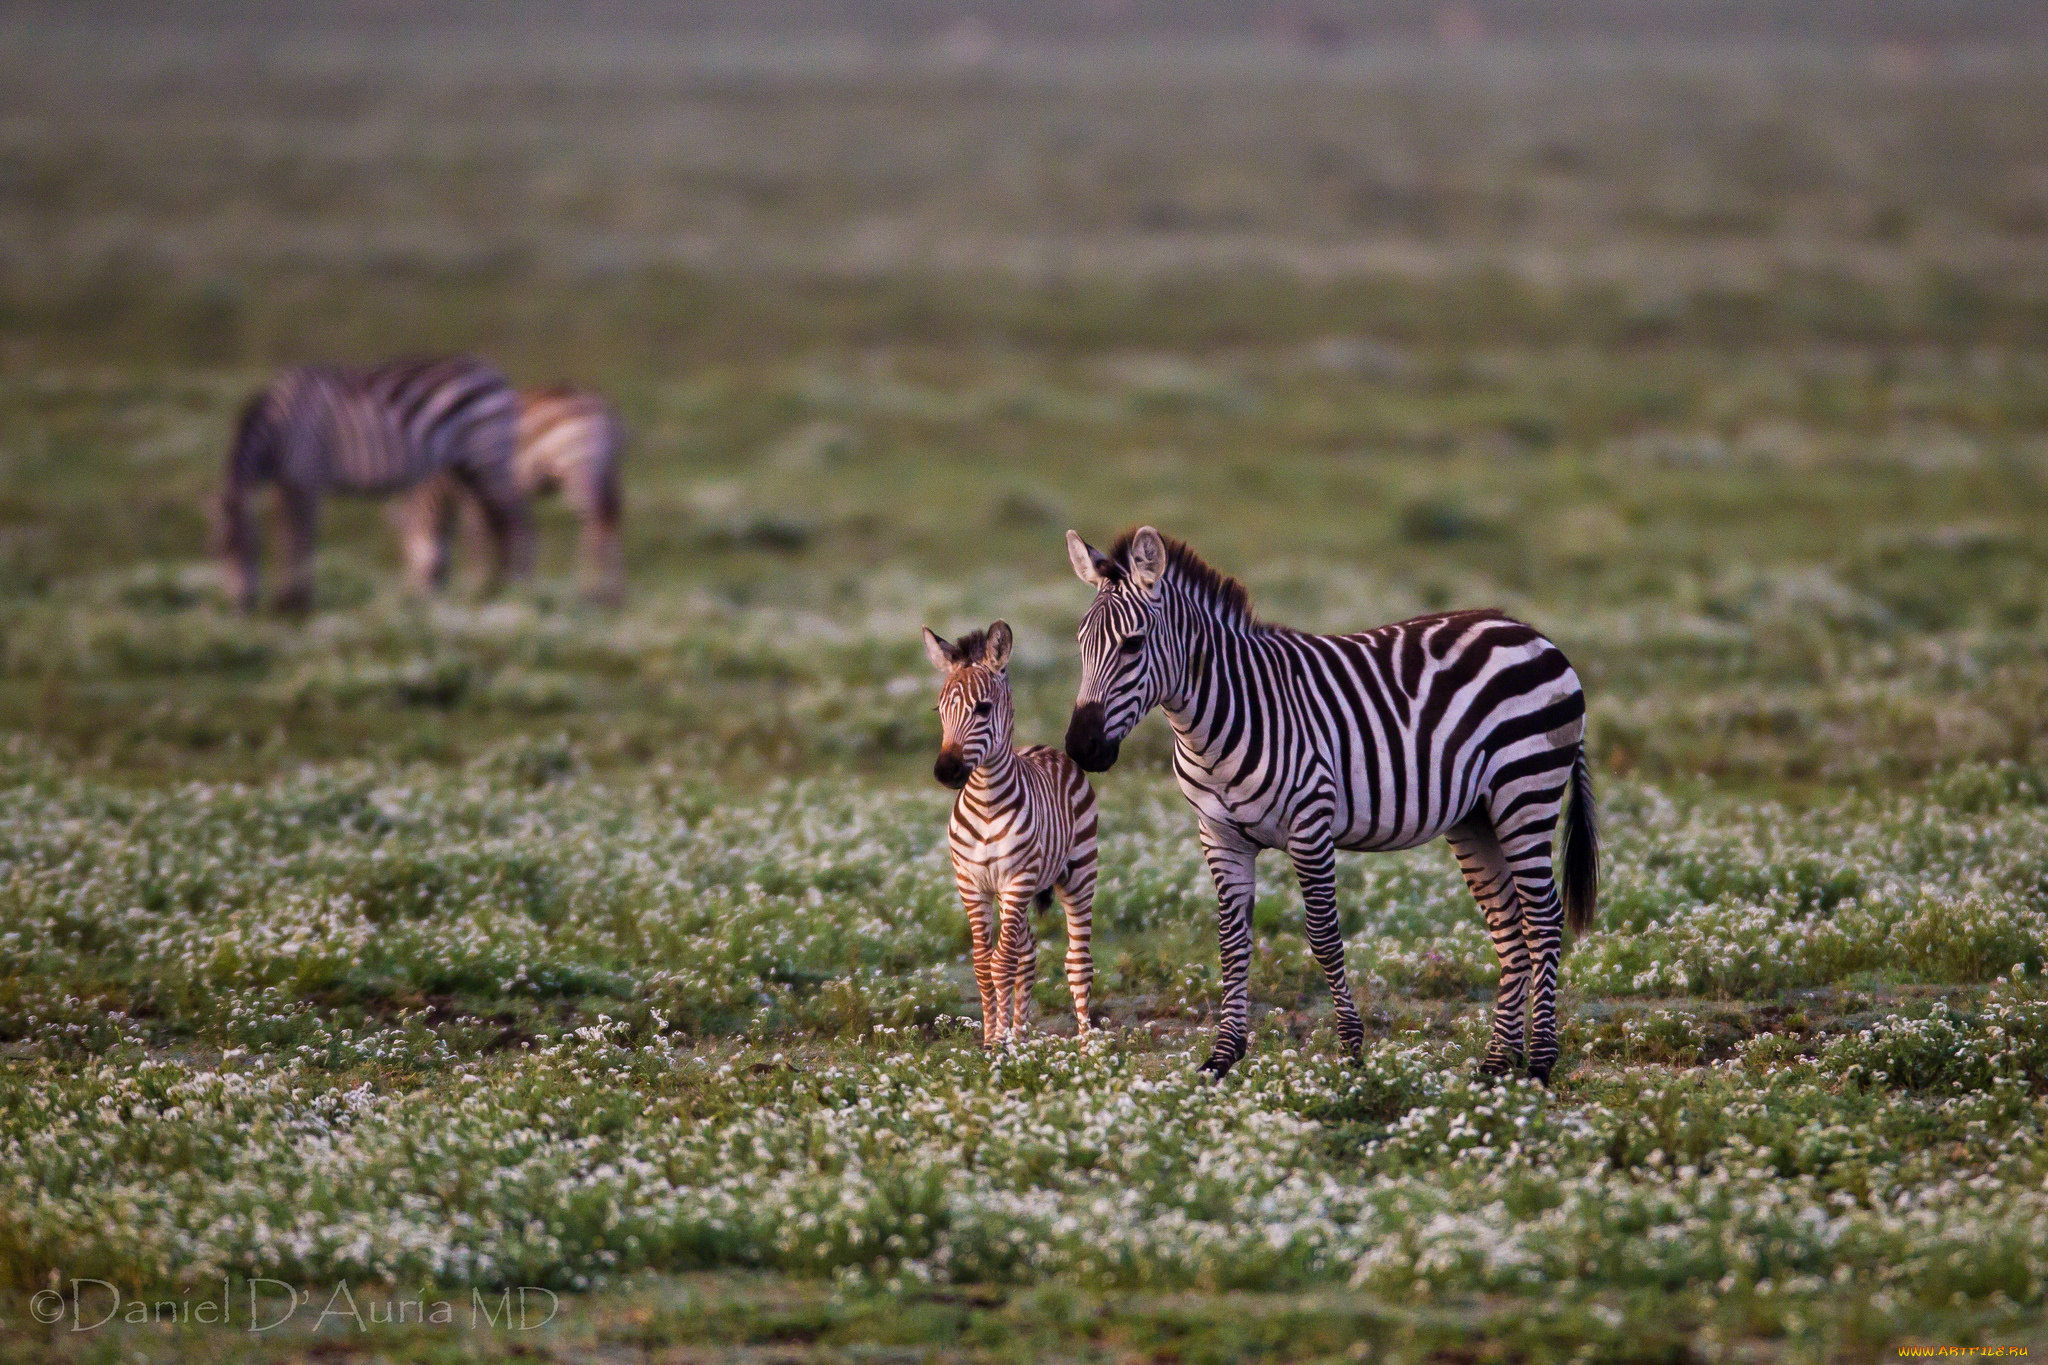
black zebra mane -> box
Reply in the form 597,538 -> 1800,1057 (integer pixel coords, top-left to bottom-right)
1106,529 -> 1253,622
950,628 -> 996,665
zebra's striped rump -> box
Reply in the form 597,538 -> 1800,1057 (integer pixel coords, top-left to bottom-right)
515,389 -> 627,607
925,621 -> 1100,1046
1065,526 -> 1597,1081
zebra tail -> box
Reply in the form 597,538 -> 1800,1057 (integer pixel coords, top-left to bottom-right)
594,411 -> 625,527
1560,743 -> 1599,935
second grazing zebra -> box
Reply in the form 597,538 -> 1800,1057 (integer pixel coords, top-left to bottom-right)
924,621 -> 1098,1043
219,356 -> 533,613
1063,527 -> 1597,1082
393,385 -> 626,605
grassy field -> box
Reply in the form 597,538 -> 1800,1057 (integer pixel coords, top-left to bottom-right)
3,12 -> 2048,1362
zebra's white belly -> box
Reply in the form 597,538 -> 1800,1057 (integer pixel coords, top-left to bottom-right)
1333,813 -> 1460,854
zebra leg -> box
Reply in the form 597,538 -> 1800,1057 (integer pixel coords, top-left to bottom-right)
959,881 -> 1001,1046
996,888 -> 1038,1042
1492,783 -> 1570,1084
580,510 -> 625,607
1445,813 -> 1530,1076
273,481 -> 321,616
1055,862 -> 1096,1035
477,478 -> 536,595
1197,824 -> 1259,1077
449,465 -> 533,597
1285,826 -> 1364,1060
390,476 -> 454,593
578,464 -> 626,607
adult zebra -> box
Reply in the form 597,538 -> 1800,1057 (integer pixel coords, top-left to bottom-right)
391,386 -> 626,607
1063,526 -> 1597,1082
219,356 -> 533,613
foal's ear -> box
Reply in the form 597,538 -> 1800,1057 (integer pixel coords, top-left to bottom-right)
1126,525 -> 1168,594
983,621 -> 1014,671
1066,530 -> 1113,587
922,627 -> 959,672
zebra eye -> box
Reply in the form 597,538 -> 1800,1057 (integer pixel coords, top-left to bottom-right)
972,701 -> 992,717
1119,635 -> 1146,655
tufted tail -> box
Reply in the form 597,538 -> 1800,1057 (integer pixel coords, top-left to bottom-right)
1560,744 -> 1599,935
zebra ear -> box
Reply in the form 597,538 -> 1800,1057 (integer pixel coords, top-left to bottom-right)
1067,530 -> 1112,587
922,627 -> 959,672
983,621 -> 1013,671
1127,526 -> 1167,593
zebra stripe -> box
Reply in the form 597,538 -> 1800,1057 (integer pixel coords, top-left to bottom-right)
514,387 -> 626,604
1063,526 -> 1597,1082
926,621 -> 1098,1044
219,356 -> 532,613
389,385 -> 628,606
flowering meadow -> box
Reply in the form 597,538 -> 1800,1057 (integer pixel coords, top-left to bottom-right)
3,734 -> 2047,1360
7,11 -> 2048,1361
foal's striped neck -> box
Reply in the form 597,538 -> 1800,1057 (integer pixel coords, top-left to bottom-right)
966,730 -> 1024,795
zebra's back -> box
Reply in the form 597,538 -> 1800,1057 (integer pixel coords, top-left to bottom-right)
357,356 -> 518,493
243,356 -> 516,497
1183,609 -> 1583,855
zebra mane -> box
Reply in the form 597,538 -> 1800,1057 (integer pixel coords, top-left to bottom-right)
951,629 -> 996,665
1106,530 -> 1253,623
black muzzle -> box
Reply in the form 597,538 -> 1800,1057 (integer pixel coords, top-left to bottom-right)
933,751 -> 971,789
1064,703 -> 1122,772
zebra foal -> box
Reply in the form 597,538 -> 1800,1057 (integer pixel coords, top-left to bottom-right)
924,621 -> 1098,1044
219,356 -> 533,613
1063,527 -> 1597,1082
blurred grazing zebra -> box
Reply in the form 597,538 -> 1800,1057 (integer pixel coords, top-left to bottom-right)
219,356 -> 532,613
1063,527 -> 1597,1082
392,385 -> 626,606
924,620 -> 1099,1043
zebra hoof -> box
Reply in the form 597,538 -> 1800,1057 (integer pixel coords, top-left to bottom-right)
1527,1064 -> 1553,1087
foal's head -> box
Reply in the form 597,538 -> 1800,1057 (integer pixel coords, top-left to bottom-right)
922,621 -> 1016,790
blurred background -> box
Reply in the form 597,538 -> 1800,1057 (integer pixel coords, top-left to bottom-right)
0,0 -> 2043,789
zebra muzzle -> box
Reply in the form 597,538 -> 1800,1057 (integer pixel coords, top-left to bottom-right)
1064,704 -> 1121,772
933,750 -> 971,789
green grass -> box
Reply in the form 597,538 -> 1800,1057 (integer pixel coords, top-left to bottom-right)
3,15 -> 2048,1363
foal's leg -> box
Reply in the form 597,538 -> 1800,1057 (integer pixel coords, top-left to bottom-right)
957,876 -> 1001,1046
995,886 -> 1039,1041
1445,813 -> 1529,1076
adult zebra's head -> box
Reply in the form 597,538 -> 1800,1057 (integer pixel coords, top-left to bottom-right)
923,621 -> 1016,790
1063,525 -> 1178,773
